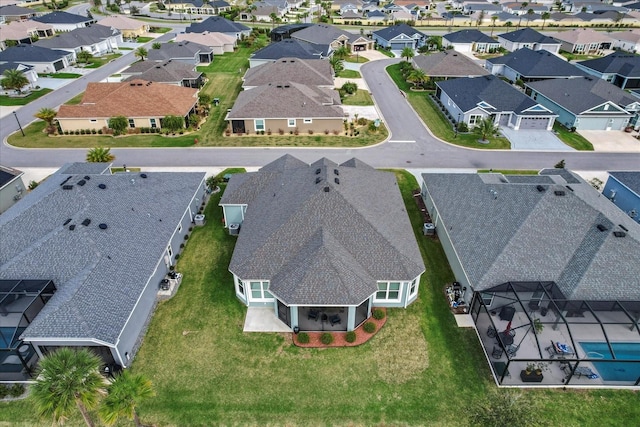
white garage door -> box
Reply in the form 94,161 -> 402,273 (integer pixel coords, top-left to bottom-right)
520,117 -> 549,130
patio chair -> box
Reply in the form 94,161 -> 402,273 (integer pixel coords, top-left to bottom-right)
487,325 -> 497,338
308,309 -> 319,321
506,344 -> 519,358
492,346 -> 503,359
329,314 -> 341,326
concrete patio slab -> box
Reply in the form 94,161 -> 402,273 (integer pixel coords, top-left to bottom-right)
244,307 -> 291,332
334,77 -> 369,91
455,314 -> 475,328
578,130 -> 640,153
342,105 -> 378,121
501,128 -> 574,151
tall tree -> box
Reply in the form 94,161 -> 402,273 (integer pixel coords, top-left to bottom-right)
35,107 -> 57,134
1,69 -> 29,93
108,116 -> 128,135
408,68 -> 427,89
541,11 -> 550,29
526,9 -> 534,26
401,47 -> 414,62
86,147 -> 115,162
99,370 -> 155,427
329,56 -> 344,76
333,46 -> 350,59
134,47 -> 148,61
30,348 -> 105,427
490,15 -> 498,36
77,50 -> 93,64
517,2 -> 528,29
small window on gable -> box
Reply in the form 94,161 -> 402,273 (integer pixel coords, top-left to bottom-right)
604,104 -> 609,111
303,118 -> 312,124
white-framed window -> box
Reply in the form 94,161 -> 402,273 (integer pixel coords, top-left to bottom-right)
150,118 -> 157,128
303,118 -> 312,124
469,114 -> 483,126
237,279 -> 245,296
375,281 -> 402,302
481,292 -> 494,307
254,119 -> 265,132
128,118 -> 135,128
603,104 -> 609,111
288,119 -> 296,127
408,278 -> 418,299
249,281 -> 273,301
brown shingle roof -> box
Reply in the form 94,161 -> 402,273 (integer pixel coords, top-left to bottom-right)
57,80 -> 197,119
243,57 -> 333,88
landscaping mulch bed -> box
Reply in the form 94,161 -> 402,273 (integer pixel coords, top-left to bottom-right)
293,308 -> 387,348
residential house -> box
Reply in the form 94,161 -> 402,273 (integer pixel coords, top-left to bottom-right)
0,44 -> 74,72
497,28 -> 562,53
412,50 -> 489,79
0,61 -> 37,90
147,41 -> 213,64
608,29 -> 640,53
34,25 -> 122,57
339,2 -> 361,15
420,169 -> 640,387
269,23 -> 313,42
291,24 -> 374,53
485,48 -> 586,83
249,38 -> 329,68
463,3 -> 503,15
570,11 -> 636,25
175,31 -> 236,54
166,0 -> 215,14
95,15 -> 150,39
220,155 -> 425,332
372,23 -> 427,51
242,57 -> 333,90
548,29 -> 615,54
570,1 -> 629,13
365,9 -> 387,22
603,171 -> 640,224
32,11 -> 95,32
0,162 -> 206,381
121,60 -> 204,88
331,0 -> 364,11
0,5 -> 37,22
436,75 -> 556,130
442,29 -> 500,53
209,0 -> 231,13
239,0 -> 288,22
502,2 -> 550,14
226,82 -> 345,134
576,52 -> 640,90
527,76 -> 640,130
185,16 -> 251,39
56,80 -> 198,132
0,19 -> 53,48
0,165 -> 25,214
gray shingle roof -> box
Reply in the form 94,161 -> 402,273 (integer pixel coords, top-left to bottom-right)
608,171 -> 640,196
443,29 -> 497,44
498,28 -> 560,45
243,57 -> 333,88
0,165 -> 205,344
250,38 -> 329,60
222,156 -> 425,305
0,61 -> 33,74
0,44 -> 69,63
34,25 -> 120,50
33,11 -> 94,24
122,60 -> 201,83
527,76 -> 638,115
227,82 -> 344,119
185,16 -> 250,34
0,5 -> 36,16
412,51 -> 489,78
147,41 -> 212,62
421,171 -> 640,300
577,52 -> 640,78
291,24 -> 367,46
373,23 -> 425,41
487,48 -> 586,79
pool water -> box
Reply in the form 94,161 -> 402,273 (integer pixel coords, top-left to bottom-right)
580,342 -> 640,382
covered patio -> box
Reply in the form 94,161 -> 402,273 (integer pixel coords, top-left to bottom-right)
471,281 -> 640,387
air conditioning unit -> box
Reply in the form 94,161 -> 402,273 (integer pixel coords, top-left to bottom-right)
229,223 -> 240,236
13,194 -> 22,201
194,214 -> 206,226
423,223 -> 435,236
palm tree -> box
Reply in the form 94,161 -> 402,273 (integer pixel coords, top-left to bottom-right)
473,117 -> 500,142
30,348 -> 105,427
152,42 -> 161,49
134,47 -> 148,61
490,15 -> 498,36
86,147 -> 115,163
329,56 -> 344,76
99,370 -> 155,427
408,68 -> 427,89
334,46 -> 349,59
526,8 -> 534,27
541,11 -> 550,29
517,2 -> 528,29
1,69 -> 30,93
401,46 -> 414,62
35,107 -> 57,134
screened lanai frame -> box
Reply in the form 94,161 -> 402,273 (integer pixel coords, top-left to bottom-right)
470,281 -> 640,387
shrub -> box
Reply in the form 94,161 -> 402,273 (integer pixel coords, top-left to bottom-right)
320,332 -> 334,345
28,180 -> 39,190
357,117 -> 368,126
457,122 -> 469,133
97,129 -> 103,134
345,331 -> 357,343
184,234 -> 189,240
63,131 -> 69,135
175,254 -> 180,260
189,226 -> 194,231
341,81 -> 358,94
363,321 -> 376,333
91,129 -> 97,134
0,385 -> 7,399
372,308 -> 385,320
297,332 -> 310,344
308,129 -> 313,134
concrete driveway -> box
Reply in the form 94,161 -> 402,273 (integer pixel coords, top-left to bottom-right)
501,128 -> 574,151
578,130 -> 640,153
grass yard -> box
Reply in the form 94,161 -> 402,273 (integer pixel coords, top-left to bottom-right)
341,89 -> 374,106
136,36 -> 155,43
0,89 -> 52,106
345,54 -> 369,63
376,47 -> 396,58
387,64 -> 510,149
81,53 -> 122,69
553,122 -> 594,151
149,27 -> 172,33
337,69 -> 361,78
37,73 -> 82,79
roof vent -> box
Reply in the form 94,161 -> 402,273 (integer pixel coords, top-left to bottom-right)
334,169 -> 339,176
536,185 -> 546,192
324,186 -> 330,192
63,218 -> 72,226
315,177 -> 322,184
140,173 -> 148,178
77,179 -> 86,186
596,224 -> 608,232
619,224 -> 629,232
613,231 -> 626,238
99,223 -> 108,230
60,176 -> 72,186
334,177 -> 340,184
315,168 -> 321,175
98,183 -> 107,189
566,185 -> 574,192
69,224 -> 76,231
62,184 -> 73,190
554,190 -> 565,196
84,176 -> 90,180
81,218 -> 91,227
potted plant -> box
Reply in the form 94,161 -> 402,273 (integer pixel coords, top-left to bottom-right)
533,318 -> 544,335
525,363 -> 536,375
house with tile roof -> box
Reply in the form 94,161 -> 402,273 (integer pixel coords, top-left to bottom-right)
497,28 -> 562,53
95,15 -> 150,39
220,155 -> 425,332
147,40 -> 213,64
436,75 -> 556,130
442,29 -> 500,53
548,28 -> 615,54
226,82 -> 345,134
603,171 -> 640,224
575,52 -> 640,90
527,76 -> 639,130
185,16 -> 251,39
249,38 -> 329,68
420,169 -> 640,387
33,11 -> 95,32
412,50 -> 489,79
0,162 -> 206,381
121,60 -> 204,88
372,23 -> 427,51
56,80 -> 199,132
0,44 -> 74,73
242,57 -> 333,90
0,4 -> 37,22
0,19 -> 54,48
175,31 -> 236,54
0,165 -> 25,214
291,24 -> 374,53
485,48 -> 586,83
34,25 -> 122,56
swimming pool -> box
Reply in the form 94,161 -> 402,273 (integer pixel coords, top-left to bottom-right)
580,342 -> 640,382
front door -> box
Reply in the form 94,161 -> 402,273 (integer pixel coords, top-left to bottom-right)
277,299 -> 290,327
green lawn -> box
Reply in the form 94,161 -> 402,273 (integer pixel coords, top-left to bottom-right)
376,47 -> 396,58
0,89 -> 52,106
553,122 -> 594,151
337,69 -> 361,78
80,53 -> 122,69
341,89 -> 374,106
345,54 -> 369,63
149,27 -> 172,33
386,64 -> 510,149
37,73 -> 82,79
136,36 -> 155,43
